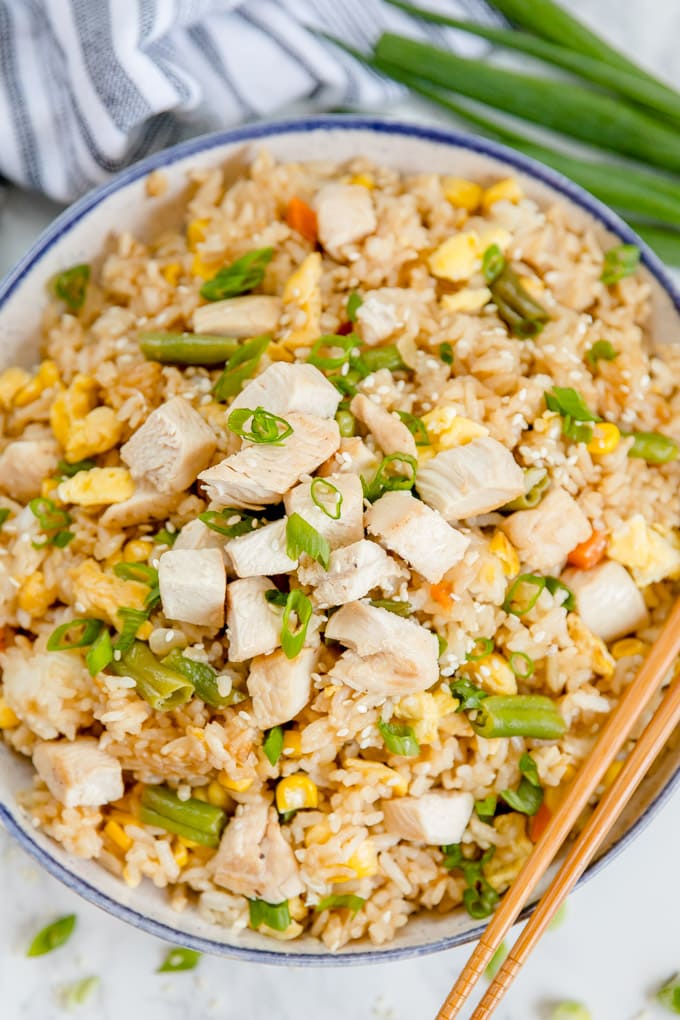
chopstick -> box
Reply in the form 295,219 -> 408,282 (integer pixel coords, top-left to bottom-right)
472,665 -> 680,1018
436,595 -> 680,1020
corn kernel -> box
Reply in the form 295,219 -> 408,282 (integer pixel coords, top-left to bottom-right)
611,637 -> 647,660
191,253 -> 220,279
192,787 -> 208,802
18,572 -> 55,617
258,920 -> 304,941
276,774 -> 319,813
104,819 -> 132,853
0,367 -> 31,409
442,177 -> 483,212
489,530 -> 520,578
122,865 -> 140,888
177,834 -> 201,849
108,810 -> 138,827
602,759 -> 623,789
482,177 -> 524,213
58,466 -> 134,506
14,361 -> 59,407
587,422 -> 621,456
282,730 -> 303,758
441,287 -> 492,314
124,539 -> 153,562
467,652 -> 517,696
206,781 -> 230,808
161,262 -> 182,286
288,896 -> 308,922
173,840 -> 189,869
346,840 -> 378,879
349,172 -> 375,189
137,621 -> 153,641
218,774 -> 253,793
187,218 -> 210,251
0,698 -> 20,729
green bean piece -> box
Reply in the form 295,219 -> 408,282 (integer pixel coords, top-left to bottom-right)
490,264 -> 550,338
359,344 -> 407,374
109,641 -> 194,711
162,649 -> 244,709
138,331 -> 239,365
200,247 -> 273,302
140,785 -> 226,847
470,695 -> 566,740
503,467 -> 550,511
628,430 -> 679,464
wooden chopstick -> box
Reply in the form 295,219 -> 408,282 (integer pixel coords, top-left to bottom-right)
471,665 -> 680,1018
436,595 -> 680,1020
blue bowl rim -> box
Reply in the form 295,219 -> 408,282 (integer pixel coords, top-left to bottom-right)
1,114 -> 678,966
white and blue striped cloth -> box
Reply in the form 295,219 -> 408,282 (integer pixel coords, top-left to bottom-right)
0,0 -> 494,202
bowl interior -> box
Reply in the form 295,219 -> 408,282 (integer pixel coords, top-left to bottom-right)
1,117 -> 678,963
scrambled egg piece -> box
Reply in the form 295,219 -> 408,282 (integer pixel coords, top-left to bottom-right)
442,177 -> 483,212
481,177 -> 524,213
0,367 -> 31,409
466,653 -> 517,696
608,514 -> 680,587
441,287 -> 492,314
395,692 -> 441,744
50,375 -> 122,462
69,559 -> 149,625
422,408 -> 489,453
17,571 -> 56,618
281,252 -> 322,349
489,530 -> 520,578
58,467 -> 134,506
13,361 -> 60,407
484,814 -> 533,892
567,613 -> 615,677
428,228 -> 511,283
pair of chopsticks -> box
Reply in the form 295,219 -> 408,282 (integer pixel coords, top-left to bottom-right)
437,595 -> 680,1020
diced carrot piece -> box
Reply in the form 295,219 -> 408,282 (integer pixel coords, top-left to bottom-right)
567,529 -> 608,570
430,581 -> 453,610
336,321 -> 353,335
529,801 -> 552,843
286,196 -> 318,244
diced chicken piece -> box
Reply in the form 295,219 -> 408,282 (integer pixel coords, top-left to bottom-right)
0,438 -> 60,502
318,437 -> 379,478
500,487 -> 591,572
99,484 -> 180,529
199,412 -> 340,509
326,601 -> 439,695
351,393 -> 417,458
158,548 -> 226,630
315,183 -> 376,254
227,519 -> 297,578
229,362 -> 340,419
121,396 -> 216,494
193,295 -> 282,338
227,576 -> 282,661
416,437 -> 525,520
213,802 -> 303,902
354,287 -> 419,347
299,540 -> 405,608
562,561 -> 649,643
173,518 -> 227,555
366,490 -> 470,583
247,646 -> 317,729
284,473 -> 364,549
382,792 -> 474,845
33,739 -> 123,808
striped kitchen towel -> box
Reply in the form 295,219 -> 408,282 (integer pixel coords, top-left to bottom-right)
0,0 -> 495,203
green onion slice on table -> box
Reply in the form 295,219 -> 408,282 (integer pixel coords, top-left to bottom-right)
27,914 -> 77,957
140,785 -> 227,847
158,948 -> 202,973
657,972 -> 680,1014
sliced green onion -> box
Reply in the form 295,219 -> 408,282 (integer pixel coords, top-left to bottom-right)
474,794 -> 498,823
28,497 -> 72,533
153,526 -> 179,547
449,677 -> 489,712
158,948 -> 202,973
358,344 -> 406,374
307,333 -> 358,371
162,650 -> 243,709
213,334 -> 270,401
57,458 -> 96,478
549,1003 -> 592,1020
228,406 -> 293,445
544,387 -> 600,446
329,371 -> 360,398
502,467 -> 550,511
27,914 -> 77,957
286,512 -> 330,569
144,585 -> 161,611
200,247 -> 273,302
139,331 -> 239,365
509,651 -> 535,680
53,264 -> 90,312
585,339 -> 618,368
657,973 -> 680,1015
377,719 -> 420,757
628,430 -> 679,464
113,561 -> 158,586
199,507 -> 260,538
470,695 -> 567,741
113,607 -> 150,653
346,291 -> 363,322
310,478 -> 343,520
482,244 -> 506,284
248,898 -> 291,932
264,589 -> 288,608
50,529 -> 76,549
335,406 -> 356,437
437,634 -> 448,657
47,618 -> 103,652
362,452 -> 418,502
369,598 -> 411,617
439,342 -> 454,365
140,785 -> 226,848
110,641 -> 194,712
397,411 -> 430,446
281,590 -> 313,660
485,941 -> 508,981
0,508 -> 10,528
466,637 -> 494,662
545,577 -> 576,611
519,752 -> 541,786
61,976 -> 100,1007
263,725 -> 284,766
601,244 -> 640,285
501,777 -> 544,816
315,894 -> 365,916
442,844 -> 499,919
86,629 -> 113,676
502,574 -> 546,616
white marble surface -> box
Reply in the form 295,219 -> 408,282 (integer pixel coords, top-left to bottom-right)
1,1 -> 680,1017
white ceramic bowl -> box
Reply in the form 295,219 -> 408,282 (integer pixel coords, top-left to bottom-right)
1,116 -> 678,964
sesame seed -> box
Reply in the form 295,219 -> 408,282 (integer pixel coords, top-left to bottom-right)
113,650 -> 122,661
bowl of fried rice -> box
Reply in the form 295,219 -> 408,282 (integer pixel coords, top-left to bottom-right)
0,116 -> 678,963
